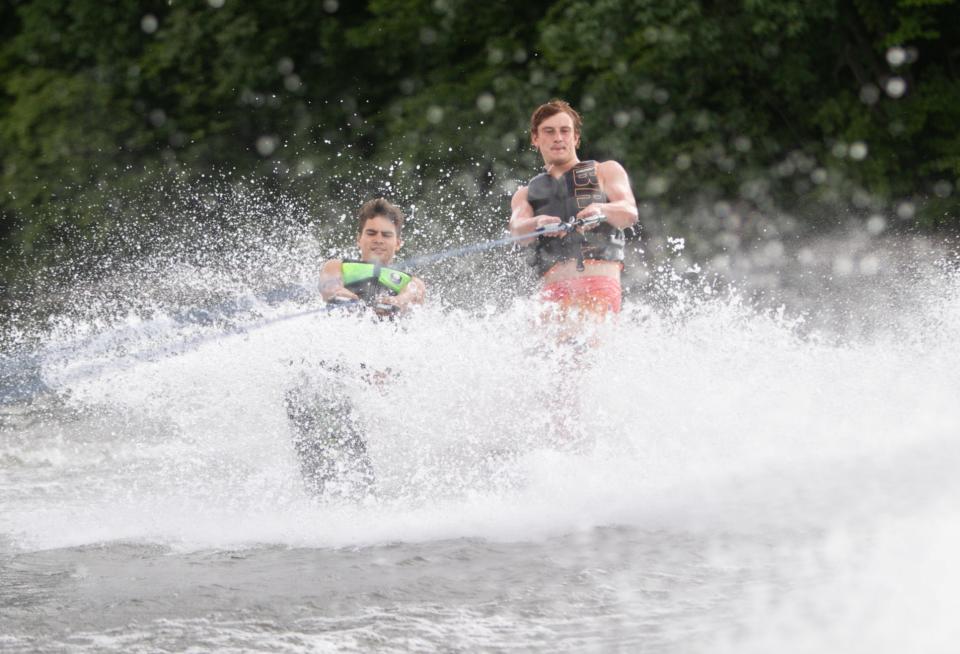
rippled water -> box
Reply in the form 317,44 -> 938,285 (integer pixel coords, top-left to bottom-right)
2,233 -> 960,652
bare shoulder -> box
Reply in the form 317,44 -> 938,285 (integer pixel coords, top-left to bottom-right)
510,184 -> 534,222
597,160 -> 629,179
320,258 -> 343,275
511,184 -> 529,207
597,160 -> 633,194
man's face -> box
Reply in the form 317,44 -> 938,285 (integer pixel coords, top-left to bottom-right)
357,214 -> 401,264
531,111 -> 579,167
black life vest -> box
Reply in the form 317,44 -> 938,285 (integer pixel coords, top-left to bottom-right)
526,160 -> 625,275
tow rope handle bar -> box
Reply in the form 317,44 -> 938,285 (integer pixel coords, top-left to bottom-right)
537,213 -> 609,271
535,213 -> 608,236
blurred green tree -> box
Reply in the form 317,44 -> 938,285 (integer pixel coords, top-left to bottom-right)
2,0 -> 958,305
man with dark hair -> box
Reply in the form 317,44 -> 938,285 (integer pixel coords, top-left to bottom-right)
287,198 -> 424,500
510,99 -> 638,319
319,197 -> 424,315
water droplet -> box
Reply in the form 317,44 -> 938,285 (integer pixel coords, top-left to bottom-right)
420,27 -> 438,45
693,111 -> 712,131
849,141 -> 868,161
773,159 -> 796,178
933,180 -> 953,198
635,83 -> 654,101
885,77 -> 907,98
852,189 -> 872,208
476,93 -> 495,113
896,201 -> 915,220
866,214 -> 886,235
763,240 -> 784,260
323,0 -> 339,12
141,14 -> 158,34
613,111 -> 630,128
207,0 -> 225,8
426,106 -> 444,124
832,255 -> 854,277
859,84 -> 880,105
296,159 -> 315,176
886,46 -> 906,66
256,135 -> 278,157
645,176 -> 669,196
277,58 -> 295,76
859,254 -> 880,275
793,152 -> 816,173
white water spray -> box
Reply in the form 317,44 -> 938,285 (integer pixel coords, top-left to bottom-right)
2,209 -> 959,652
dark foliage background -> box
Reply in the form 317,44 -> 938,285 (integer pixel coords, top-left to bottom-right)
2,0 -> 958,306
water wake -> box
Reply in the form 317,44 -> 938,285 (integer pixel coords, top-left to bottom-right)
1,252 -> 957,548
2,224 -> 960,652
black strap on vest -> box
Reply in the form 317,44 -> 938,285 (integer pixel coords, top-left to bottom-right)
526,161 -> 625,275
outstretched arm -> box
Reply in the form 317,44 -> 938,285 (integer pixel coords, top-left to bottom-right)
318,259 -> 359,302
576,160 -> 638,231
378,275 -> 425,314
510,185 -> 564,243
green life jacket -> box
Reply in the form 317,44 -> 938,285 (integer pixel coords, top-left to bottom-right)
340,260 -> 412,305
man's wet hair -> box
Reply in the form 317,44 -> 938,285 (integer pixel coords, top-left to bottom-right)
357,198 -> 405,234
530,99 -> 583,141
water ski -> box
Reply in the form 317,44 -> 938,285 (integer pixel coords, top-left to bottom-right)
284,375 -> 375,500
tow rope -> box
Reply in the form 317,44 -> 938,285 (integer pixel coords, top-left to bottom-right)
395,214 -> 607,270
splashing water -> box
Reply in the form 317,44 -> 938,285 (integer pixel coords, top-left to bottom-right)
1,200 -> 959,652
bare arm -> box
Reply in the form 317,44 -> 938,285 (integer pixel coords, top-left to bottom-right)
378,275 -> 425,314
318,259 -> 359,302
576,160 -> 639,231
509,185 -> 564,244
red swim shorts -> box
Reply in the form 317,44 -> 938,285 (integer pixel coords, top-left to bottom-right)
540,275 -> 622,316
